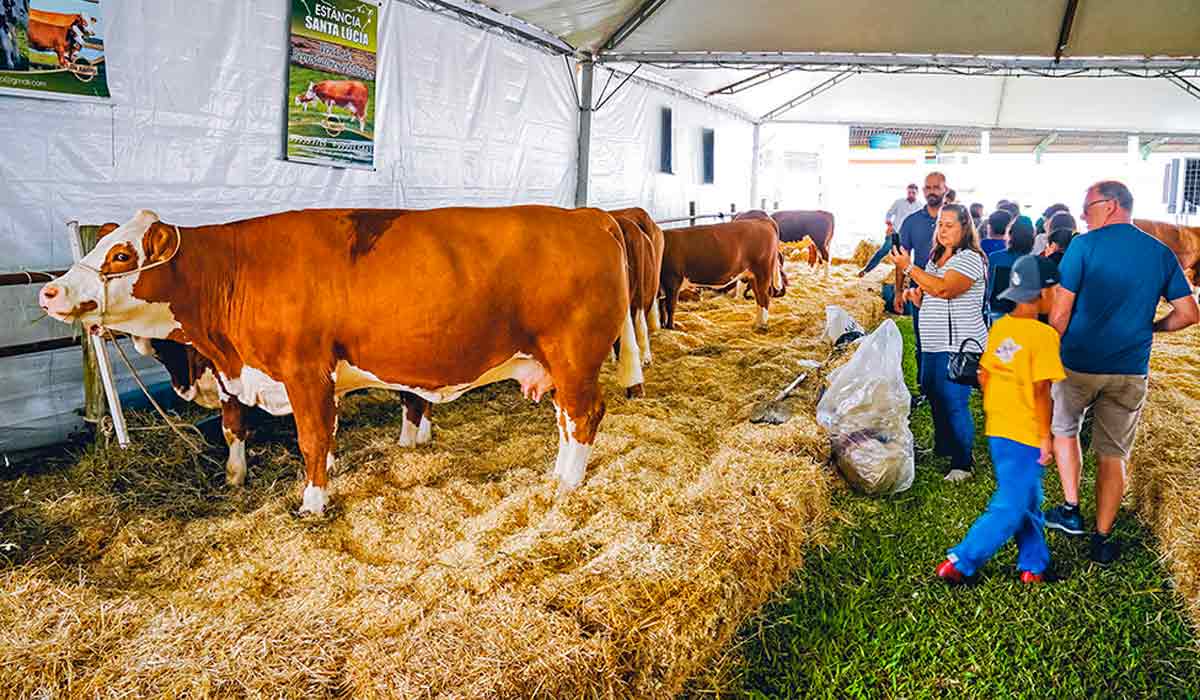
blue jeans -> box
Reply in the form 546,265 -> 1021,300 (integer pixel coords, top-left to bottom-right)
948,438 -> 1050,577
861,235 -> 893,274
919,352 -> 974,470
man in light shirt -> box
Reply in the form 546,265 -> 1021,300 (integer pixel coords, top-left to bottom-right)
859,183 -> 924,276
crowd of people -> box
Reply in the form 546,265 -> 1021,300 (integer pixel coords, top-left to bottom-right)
866,173 -> 1199,583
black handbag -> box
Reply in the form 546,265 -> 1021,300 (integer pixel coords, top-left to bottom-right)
945,299 -> 983,388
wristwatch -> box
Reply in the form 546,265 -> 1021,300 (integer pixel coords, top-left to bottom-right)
903,263 -> 914,275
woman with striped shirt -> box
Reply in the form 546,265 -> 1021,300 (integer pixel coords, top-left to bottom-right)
891,204 -> 989,482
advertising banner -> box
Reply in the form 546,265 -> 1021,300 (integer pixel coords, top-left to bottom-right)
0,0 -> 110,101
286,0 -> 378,169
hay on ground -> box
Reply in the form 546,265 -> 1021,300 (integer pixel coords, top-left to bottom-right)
851,240 -> 880,269
1128,320 -> 1200,636
0,265 -> 882,698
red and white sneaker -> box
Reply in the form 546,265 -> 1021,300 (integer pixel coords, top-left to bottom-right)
1019,571 -> 1044,584
935,559 -> 965,584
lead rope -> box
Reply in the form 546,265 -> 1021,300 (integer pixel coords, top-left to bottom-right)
106,330 -> 224,469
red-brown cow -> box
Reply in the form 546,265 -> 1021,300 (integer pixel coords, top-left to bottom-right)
659,219 -> 783,331
28,9 -> 92,68
1134,218 -> 1200,288
612,216 -> 656,395
137,337 -> 431,486
608,206 -> 665,332
296,80 -> 369,131
772,210 -> 835,277
40,206 -> 643,516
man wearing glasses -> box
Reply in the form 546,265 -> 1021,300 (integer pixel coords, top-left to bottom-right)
892,173 -> 948,394
1044,181 -> 1199,563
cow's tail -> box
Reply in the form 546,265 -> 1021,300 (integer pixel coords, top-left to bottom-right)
770,250 -> 789,298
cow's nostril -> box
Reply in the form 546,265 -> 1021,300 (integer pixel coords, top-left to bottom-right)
41,285 -> 59,300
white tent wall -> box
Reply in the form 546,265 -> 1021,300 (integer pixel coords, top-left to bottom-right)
587,68 -> 755,219
0,0 -> 580,455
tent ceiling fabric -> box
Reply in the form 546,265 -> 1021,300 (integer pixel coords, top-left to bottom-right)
481,0 -> 1200,58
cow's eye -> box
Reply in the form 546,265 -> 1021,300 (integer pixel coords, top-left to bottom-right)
114,252 -> 131,263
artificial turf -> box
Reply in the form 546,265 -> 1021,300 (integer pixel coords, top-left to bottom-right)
687,316 -> 1200,699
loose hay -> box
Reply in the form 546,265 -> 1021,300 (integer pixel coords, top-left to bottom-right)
850,240 -> 879,269
0,265 -> 883,698
1129,319 -> 1200,638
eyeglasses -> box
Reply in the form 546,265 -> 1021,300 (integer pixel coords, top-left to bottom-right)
1082,198 -> 1112,212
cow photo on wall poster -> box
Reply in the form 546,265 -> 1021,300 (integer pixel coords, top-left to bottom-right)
0,0 -> 109,100
286,0 -> 378,169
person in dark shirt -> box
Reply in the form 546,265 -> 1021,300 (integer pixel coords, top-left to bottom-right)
986,216 -> 1034,325
970,202 -> 985,235
1044,180 -> 1199,563
981,210 -> 1010,257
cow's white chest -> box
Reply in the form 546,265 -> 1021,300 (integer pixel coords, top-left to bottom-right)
333,353 -> 547,404
220,366 -> 293,416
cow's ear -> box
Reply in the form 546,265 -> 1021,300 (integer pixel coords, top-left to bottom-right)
142,222 -> 180,264
97,222 -> 120,238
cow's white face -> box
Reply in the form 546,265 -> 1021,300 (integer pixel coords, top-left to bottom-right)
295,82 -> 316,107
39,209 -> 182,339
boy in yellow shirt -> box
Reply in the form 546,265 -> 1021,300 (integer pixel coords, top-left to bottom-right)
937,255 -> 1065,584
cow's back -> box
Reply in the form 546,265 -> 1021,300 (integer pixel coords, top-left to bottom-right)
1135,218 -> 1200,280
662,219 -> 778,285
772,210 -> 834,245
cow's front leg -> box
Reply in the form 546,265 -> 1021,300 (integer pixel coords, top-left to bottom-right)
286,375 -> 337,516
221,396 -> 251,486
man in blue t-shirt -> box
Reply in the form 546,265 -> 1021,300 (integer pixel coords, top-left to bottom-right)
893,171 -> 947,392
1044,180 -> 1199,563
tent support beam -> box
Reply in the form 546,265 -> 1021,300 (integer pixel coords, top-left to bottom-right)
1054,0 -> 1080,63
759,71 -> 853,122
599,0 -> 672,52
750,123 -> 761,209
575,58 -> 595,207
707,66 -> 794,96
1166,73 -> 1200,102
399,0 -> 575,56
1140,137 -> 1169,160
597,52 -> 1200,78
1034,132 -> 1059,163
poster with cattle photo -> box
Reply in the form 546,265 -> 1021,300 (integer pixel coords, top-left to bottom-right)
0,0 -> 109,100
286,0 -> 378,170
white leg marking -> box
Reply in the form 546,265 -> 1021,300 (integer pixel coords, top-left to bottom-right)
553,409 -> 593,494
398,405 -> 418,448
615,312 -> 644,389
416,414 -> 432,444
648,301 -> 661,331
755,306 -> 769,330
734,279 -> 746,299
635,308 -> 652,367
299,480 -> 329,516
224,428 -> 247,487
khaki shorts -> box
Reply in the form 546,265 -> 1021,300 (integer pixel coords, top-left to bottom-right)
1052,370 -> 1149,460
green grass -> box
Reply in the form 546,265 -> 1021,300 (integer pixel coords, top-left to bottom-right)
688,317 -> 1200,699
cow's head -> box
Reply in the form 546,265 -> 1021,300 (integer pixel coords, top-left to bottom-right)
39,210 -> 184,339
295,82 -> 316,106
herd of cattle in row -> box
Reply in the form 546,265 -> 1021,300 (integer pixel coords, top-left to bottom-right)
37,205 -> 835,515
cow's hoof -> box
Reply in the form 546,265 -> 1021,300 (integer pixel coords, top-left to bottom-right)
753,323 -> 769,333
298,483 -> 328,517
626,384 -> 645,399
641,353 -> 653,367
224,468 -> 246,488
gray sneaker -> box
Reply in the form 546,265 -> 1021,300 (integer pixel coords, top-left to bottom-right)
1044,505 -> 1085,536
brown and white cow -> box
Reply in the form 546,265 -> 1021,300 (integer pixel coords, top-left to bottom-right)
296,80 -> 369,131
40,206 -> 642,515
28,9 -> 91,68
608,206 -> 665,333
1134,218 -> 1200,288
659,219 -> 783,331
137,337 -> 432,486
772,210 -> 835,278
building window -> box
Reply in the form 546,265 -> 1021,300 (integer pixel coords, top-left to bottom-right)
659,107 -> 673,174
702,128 -> 715,184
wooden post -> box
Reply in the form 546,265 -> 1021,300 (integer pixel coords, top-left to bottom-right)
77,224 -> 105,424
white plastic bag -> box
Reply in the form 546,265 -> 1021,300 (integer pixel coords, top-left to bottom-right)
824,305 -> 866,345
816,319 -> 914,495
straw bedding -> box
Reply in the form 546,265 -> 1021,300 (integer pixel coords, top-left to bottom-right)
0,265 -> 883,698
1128,318 -> 1200,636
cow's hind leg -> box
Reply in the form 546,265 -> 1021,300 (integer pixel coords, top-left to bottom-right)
286,375 -> 337,516
648,299 -> 661,330
551,382 -> 606,493
750,266 -> 771,331
635,307 -> 652,367
221,397 -> 250,487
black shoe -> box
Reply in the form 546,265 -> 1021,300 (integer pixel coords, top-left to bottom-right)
1090,532 -> 1121,564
